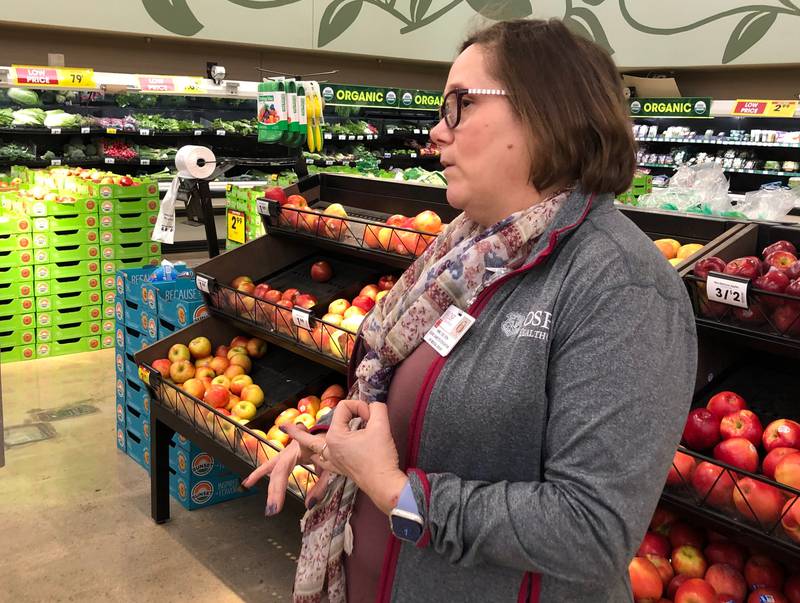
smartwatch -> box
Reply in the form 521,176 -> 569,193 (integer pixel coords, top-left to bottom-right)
389,481 -> 425,544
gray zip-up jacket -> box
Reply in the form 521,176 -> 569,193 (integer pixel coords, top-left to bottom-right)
381,190 -> 697,602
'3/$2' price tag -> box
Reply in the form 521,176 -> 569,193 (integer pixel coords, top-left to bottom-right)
706,271 -> 749,308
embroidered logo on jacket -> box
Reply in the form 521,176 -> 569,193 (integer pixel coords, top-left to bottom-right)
502,310 -> 552,340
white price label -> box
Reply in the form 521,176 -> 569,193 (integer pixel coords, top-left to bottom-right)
386,128 -> 395,134
706,272 -> 749,308
194,129 -> 203,136
348,135 -> 355,140
338,134 -> 346,140
306,158 -> 314,164
324,133 -> 332,140
50,159 -> 62,166
141,158 -> 150,166
292,307 -> 311,330
195,275 -> 210,293
413,128 -> 421,134
139,128 -> 150,136
325,160 -> 334,165
256,199 -> 269,215
410,153 -> 418,158
422,129 -> 429,135
357,135 -> 364,140
104,157 -> 115,164
81,127 -> 91,134
50,127 -> 61,135
216,129 -> 226,136
384,152 -> 392,159
423,304 -> 476,357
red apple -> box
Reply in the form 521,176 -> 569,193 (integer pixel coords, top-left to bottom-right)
764,420 -> 800,452
784,574 -> 800,603
287,194 -> 308,207
281,288 -> 300,303
786,278 -> 800,309
188,336 -> 212,359
719,410 -> 763,446
310,260 -> 333,283
695,257 -> 727,280
762,447 -> 797,480
650,507 -> 678,536
230,335 -> 249,349
253,283 -> 272,300
181,378 -> 206,400
378,275 -> 397,291
675,578 -> 716,603
294,293 -> 318,309
203,384 -> 230,409
704,542 -> 746,572
732,302 -> 767,325
692,461 -> 735,508
263,186 -> 288,206
639,531 -> 672,558
713,437 -> 759,473
748,589 -> 787,603
670,523 -> 705,549
647,554 -> 675,588
151,358 -> 171,379
745,555 -> 785,591
775,452 -> 800,490
168,343 -> 191,363
672,545 -> 708,578
169,360 -> 195,384
772,304 -> 800,336
754,269 -> 790,310
782,498 -> 800,544
787,261 -> 800,282
359,284 -> 379,300
707,391 -> 747,421
725,256 -> 761,280
413,210 -> 443,234
732,477 -> 785,525
231,275 -> 253,289
246,337 -> 267,358
215,345 -> 229,358
705,564 -> 746,603
763,240 -> 797,258
209,356 -> 230,375
765,251 -> 798,272
683,408 -> 722,450
629,557 -> 664,601
668,574 -> 692,599
351,294 -> 375,313
667,450 -> 697,487
264,289 -> 283,305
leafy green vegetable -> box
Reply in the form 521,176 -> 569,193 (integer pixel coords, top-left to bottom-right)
7,88 -> 40,106
12,108 -> 46,126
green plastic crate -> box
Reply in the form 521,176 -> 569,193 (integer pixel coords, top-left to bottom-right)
101,332 -> 115,349
34,274 -> 102,296
97,180 -> 158,200
101,274 -> 116,290
36,320 -> 103,343
0,232 -> 32,251
0,329 -> 35,347
36,289 -> 104,312
0,265 -> 34,282
24,197 -> 99,216
37,305 -> 103,327
99,197 -> 159,215
0,313 -> 36,331
35,259 -> 101,280
0,281 -> 34,299
102,303 -> 115,320
0,212 -> 33,234
35,244 -> 100,264
99,227 -> 152,245
0,343 -> 36,363
33,214 -> 99,232
0,297 -> 36,315
0,249 -> 35,268
98,211 -> 157,230
35,335 -> 102,358
33,229 -> 100,249
102,256 -> 159,275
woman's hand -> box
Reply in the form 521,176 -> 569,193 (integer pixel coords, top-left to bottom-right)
286,400 -> 408,515
242,428 -> 333,515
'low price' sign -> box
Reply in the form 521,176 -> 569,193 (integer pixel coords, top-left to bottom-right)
732,99 -> 798,118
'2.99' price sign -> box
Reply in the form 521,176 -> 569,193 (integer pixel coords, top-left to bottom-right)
227,209 -> 246,245
706,272 -> 749,308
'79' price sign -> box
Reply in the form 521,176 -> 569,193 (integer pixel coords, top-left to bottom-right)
706,271 -> 749,308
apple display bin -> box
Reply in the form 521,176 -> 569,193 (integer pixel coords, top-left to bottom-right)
135,316 -> 343,523
680,222 -> 800,356
257,173 -> 460,270
662,354 -> 800,562
194,234 -> 390,374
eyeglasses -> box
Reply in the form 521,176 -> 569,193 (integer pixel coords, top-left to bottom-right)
439,88 -> 507,129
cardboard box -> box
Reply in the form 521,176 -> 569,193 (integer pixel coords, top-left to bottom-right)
33,214 -> 99,232
104,256 -> 159,277
0,297 -> 36,315
32,229 -> 99,248
116,266 -> 155,300
0,281 -> 34,299
99,211 -> 157,230
35,335 -> 102,358
0,312 -> 36,331
0,343 -> 36,363
0,265 -> 34,283
0,249 -> 34,268
116,411 -> 127,453
126,404 -> 150,443
0,212 -> 33,234
23,196 -> 99,216
34,274 -> 102,296
37,305 -> 103,327
125,428 -> 150,473
36,321 -> 102,343
102,273 -> 116,291
115,323 -> 156,353
35,259 -> 101,280
121,296 -> 141,329
170,444 -> 233,480
99,196 -> 159,214
141,278 -> 206,328
35,244 -> 100,264
101,331 -> 115,349
97,180 -> 158,200
102,302 -> 115,321
101,242 -> 161,261
0,233 -> 33,251
99,227 -> 152,245
125,376 -> 151,417
36,289 -> 104,312
169,471 -> 254,511
0,329 -> 35,347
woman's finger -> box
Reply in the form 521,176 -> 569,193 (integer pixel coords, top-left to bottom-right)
242,442 -> 292,488
265,448 -> 298,515
309,454 -> 338,475
305,469 -> 336,509
282,422 -> 323,452
330,398 -> 371,432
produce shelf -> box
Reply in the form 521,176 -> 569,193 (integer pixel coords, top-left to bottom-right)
0,126 -> 258,138
634,135 -> 800,149
637,162 -> 798,178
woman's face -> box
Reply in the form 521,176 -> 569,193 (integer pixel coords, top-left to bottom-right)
431,44 -> 535,227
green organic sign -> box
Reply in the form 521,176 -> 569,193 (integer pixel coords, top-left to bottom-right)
321,84 -> 441,111
629,97 -> 712,118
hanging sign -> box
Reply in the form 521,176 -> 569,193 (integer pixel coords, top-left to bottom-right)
12,65 -> 95,89
629,97 -> 712,118
320,84 -> 441,111
227,209 -> 246,244
137,75 -> 176,92
732,99 -> 798,118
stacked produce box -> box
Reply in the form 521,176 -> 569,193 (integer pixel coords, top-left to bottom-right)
0,210 -> 36,361
224,185 -> 268,249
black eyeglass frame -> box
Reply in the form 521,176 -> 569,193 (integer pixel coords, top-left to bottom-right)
438,88 -> 508,129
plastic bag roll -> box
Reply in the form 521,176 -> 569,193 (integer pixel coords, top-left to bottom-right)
175,145 -> 216,179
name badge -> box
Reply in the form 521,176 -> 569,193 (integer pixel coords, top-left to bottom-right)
424,304 -> 475,357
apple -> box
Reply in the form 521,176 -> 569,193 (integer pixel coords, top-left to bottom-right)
322,313 -> 343,328
209,355 -> 230,375
246,337 -> 267,358
725,256 -> 761,280
230,335 -> 249,349
291,466 -> 314,493
181,378 -> 206,400
351,295 -> 375,313
672,545 -> 708,578
745,555 -> 785,591
667,451 -> 696,487
231,276 -> 253,289
310,260 -> 333,283
785,575 -> 800,603
264,289 -> 283,304
639,532 -> 671,558
298,208 -> 321,233
707,391 -> 747,421
316,407 -> 333,422
224,364 -> 246,379
328,298 -> 350,316
285,193 -> 307,208
187,336 -> 211,359
343,305 -> 366,320
168,343 -> 191,363
386,214 -> 406,227
674,578 -> 717,603
276,300 -> 295,334
763,447 -> 797,480
668,524 -> 704,551
242,428 -> 269,455
203,384 -> 230,409
281,288 -> 300,303
775,452 -> 800,490
296,395 -> 321,416
694,257 -> 727,280
294,293 -> 318,309
764,420 -> 800,452
232,400 -> 257,420
378,275 -> 397,291
763,240 -> 797,257
253,283 -> 272,300
195,366 -> 216,380
341,314 -> 365,334
377,227 -> 394,250
772,304 -> 800,336
211,375 -> 231,390
692,461 -> 735,508
195,356 -> 213,369
754,269 -> 790,310
732,477 -> 785,525
713,437 -> 759,473
359,284 -> 380,301
683,408 -> 721,450
215,345 -> 229,358
229,353 -> 252,373
230,374 -> 253,396
321,384 -> 345,400
263,186 -> 288,206
275,408 -> 301,427
785,278 -> 800,309
151,358 -> 171,379
787,261 -> 800,282
227,346 -> 248,359
650,506 -> 678,536
748,589 -> 788,603
266,425 -> 290,447
295,412 -> 316,430
646,554 -> 675,588
704,542 -> 745,573
322,203 -> 348,239
169,360 -> 195,384
629,557 -> 664,601
240,384 -> 265,408
376,290 -> 389,305
413,210 -> 442,234
765,251 -> 798,271
719,410 -> 763,446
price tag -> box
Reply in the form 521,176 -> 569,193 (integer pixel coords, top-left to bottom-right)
104,157 -> 115,164
195,275 -> 210,293
50,128 -> 61,135
338,134 -> 346,140
422,129 -> 429,135
139,128 -> 150,136
81,127 -> 91,134
216,129 -> 226,136
386,128 -> 395,135
256,199 -> 270,215
292,307 -> 312,330
324,133 -> 332,140
227,209 -> 246,244
106,128 -> 117,135
12,65 -> 95,88
384,152 -> 392,159
177,76 -> 205,94
194,129 -> 203,136
306,158 -> 314,164
423,304 -> 476,357
348,135 -> 355,140
137,75 -> 175,93
706,272 -> 749,309
357,135 -> 364,140
413,128 -> 421,134
50,159 -> 62,166
325,160 -> 334,165
410,152 -> 418,158
141,158 -> 151,166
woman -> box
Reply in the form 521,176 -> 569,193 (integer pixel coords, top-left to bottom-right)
245,18 -> 697,603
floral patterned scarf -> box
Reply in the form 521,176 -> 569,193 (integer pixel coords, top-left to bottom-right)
293,190 -> 569,603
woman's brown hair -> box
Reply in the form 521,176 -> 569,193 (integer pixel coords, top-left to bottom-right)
462,19 -> 637,196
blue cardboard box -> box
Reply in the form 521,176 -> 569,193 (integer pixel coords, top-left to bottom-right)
115,266 -> 155,302
141,277 -> 207,328
126,404 -> 150,443
169,441 -> 233,480
125,428 -> 150,473
123,297 -> 141,330
125,377 -> 151,416
169,470 -> 254,510
115,323 -> 155,353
